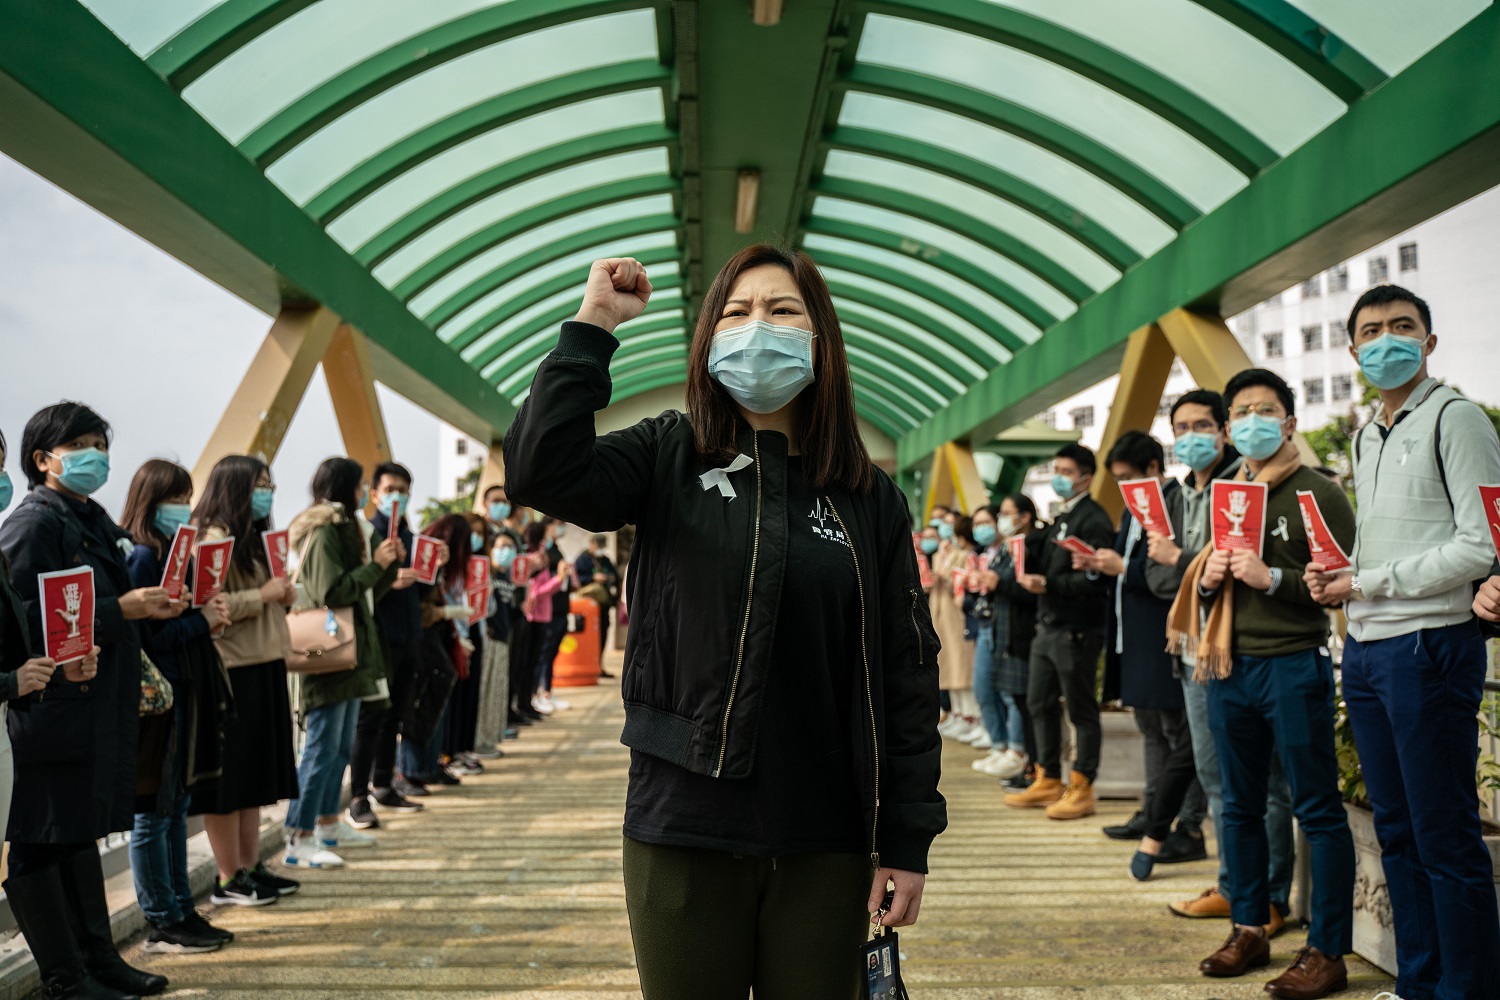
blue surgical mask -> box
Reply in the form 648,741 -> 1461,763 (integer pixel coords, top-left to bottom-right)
920,537 -> 939,555
356,486 -> 370,510
928,516 -> 943,528
937,522 -> 954,541
49,447 -> 110,496
973,523 -> 997,548
0,471 -> 12,513
1229,414 -> 1287,462
1173,432 -> 1221,472
470,532 -> 484,552
494,547 -> 516,571
1051,474 -> 1077,500
708,320 -> 816,414
488,501 -> 511,522
378,491 -> 407,518
1357,333 -> 1428,390
251,487 -> 275,520
154,503 -> 191,538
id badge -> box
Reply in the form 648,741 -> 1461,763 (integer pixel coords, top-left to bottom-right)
861,930 -> 910,1000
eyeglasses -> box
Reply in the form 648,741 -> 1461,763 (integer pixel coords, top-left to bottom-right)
1172,420 -> 1218,435
1228,402 -> 1284,419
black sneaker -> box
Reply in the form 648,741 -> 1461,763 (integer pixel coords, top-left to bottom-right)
433,767 -> 462,786
1157,826 -> 1209,864
372,787 -> 424,812
248,863 -> 300,896
393,776 -> 430,798
182,910 -> 234,944
142,919 -> 224,954
346,795 -> 381,829
209,870 -> 279,907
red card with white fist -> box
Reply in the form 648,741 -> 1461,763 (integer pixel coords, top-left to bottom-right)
262,529 -> 290,580
412,535 -> 442,585
1117,478 -> 1173,539
39,566 -> 94,664
160,524 -> 198,601
193,538 -> 235,608
1479,485 -> 1500,559
1211,481 -> 1267,558
1295,490 -> 1350,572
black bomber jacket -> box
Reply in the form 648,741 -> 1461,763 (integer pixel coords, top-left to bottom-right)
503,323 -> 948,872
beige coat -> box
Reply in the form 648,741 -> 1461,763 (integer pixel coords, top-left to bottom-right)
202,524 -> 291,668
929,543 -> 973,690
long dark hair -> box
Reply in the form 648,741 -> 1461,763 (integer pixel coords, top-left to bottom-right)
311,457 -> 363,512
685,244 -> 874,494
424,513 -> 471,591
121,460 -> 193,556
522,521 -> 547,553
193,454 -> 270,576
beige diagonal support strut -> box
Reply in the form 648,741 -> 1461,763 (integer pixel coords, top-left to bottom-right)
324,323 -> 393,511
1093,324 -> 1176,523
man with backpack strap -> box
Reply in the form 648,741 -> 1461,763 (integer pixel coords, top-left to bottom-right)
1307,285 -> 1500,1000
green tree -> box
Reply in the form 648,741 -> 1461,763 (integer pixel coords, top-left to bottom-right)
417,464 -> 480,528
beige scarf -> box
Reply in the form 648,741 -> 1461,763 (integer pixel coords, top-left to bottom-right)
1166,442 -> 1302,681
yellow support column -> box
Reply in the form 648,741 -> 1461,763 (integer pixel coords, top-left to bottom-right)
474,444 -> 506,515
1158,308 -> 1319,466
1093,324 -> 1175,522
923,442 -> 991,518
192,306 -> 341,497
323,324 -> 393,510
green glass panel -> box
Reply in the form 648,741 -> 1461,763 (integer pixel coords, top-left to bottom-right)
983,0 -> 1344,155
1287,0 -> 1490,75
480,288 -> 684,380
501,332 -> 685,396
82,0 -> 222,54
856,14 -> 1246,211
841,321 -> 970,396
844,345 -> 944,411
837,93 -> 1174,257
819,266 -> 1008,363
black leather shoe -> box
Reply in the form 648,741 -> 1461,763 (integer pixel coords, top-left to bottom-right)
1158,825 -> 1209,864
1102,810 -> 1147,840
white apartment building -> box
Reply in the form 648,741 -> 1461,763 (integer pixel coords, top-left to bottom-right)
437,424 -> 486,502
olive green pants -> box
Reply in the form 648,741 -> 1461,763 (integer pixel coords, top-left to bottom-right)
622,837 -> 872,1000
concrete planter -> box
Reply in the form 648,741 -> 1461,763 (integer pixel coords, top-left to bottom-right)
1346,802 -> 1500,977
1093,709 -> 1146,801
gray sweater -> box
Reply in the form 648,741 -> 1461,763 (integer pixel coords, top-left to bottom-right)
1348,378 -> 1500,642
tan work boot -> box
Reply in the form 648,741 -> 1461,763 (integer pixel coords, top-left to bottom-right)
1003,773 -> 1063,808
1045,771 -> 1096,820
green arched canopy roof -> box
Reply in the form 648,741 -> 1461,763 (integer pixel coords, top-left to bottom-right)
3,0 -> 1497,456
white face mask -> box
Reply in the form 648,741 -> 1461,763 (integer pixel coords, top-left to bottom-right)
998,515 -> 1017,537
707,320 -> 816,414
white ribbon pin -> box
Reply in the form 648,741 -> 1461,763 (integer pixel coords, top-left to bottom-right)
699,454 -> 754,500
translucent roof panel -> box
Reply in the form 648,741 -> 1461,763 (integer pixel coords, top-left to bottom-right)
839,322 -> 972,396
856,14 -> 1246,213
1288,0 -> 1491,75
819,266 -> 1010,364
81,0 -> 223,53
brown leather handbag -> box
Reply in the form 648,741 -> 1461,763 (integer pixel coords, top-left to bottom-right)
284,532 -> 358,675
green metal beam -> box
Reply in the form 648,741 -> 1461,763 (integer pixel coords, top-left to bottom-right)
840,327 -> 962,402
479,288 -> 684,377
390,174 -> 680,302
859,0 -> 1277,176
835,305 -> 979,386
848,388 -> 915,438
490,299 -> 690,383
802,216 -> 1057,330
896,4 -> 1500,470
0,0 -> 512,441
238,0 -> 661,167
147,0 -> 315,91
611,364 -> 689,403
824,279 -> 994,372
844,345 -> 941,414
421,212 -> 680,329
821,126 -> 1139,271
1186,0 -> 1386,103
355,124 -> 677,269
306,61 -> 673,224
836,65 -> 1198,228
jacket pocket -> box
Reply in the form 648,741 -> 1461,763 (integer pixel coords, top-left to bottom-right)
908,588 -> 941,672
10,684 -> 94,764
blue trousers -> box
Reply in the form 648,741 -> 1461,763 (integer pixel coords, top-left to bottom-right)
1208,648 -> 1353,955
399,714 -> 446,782
1344,622 -> 1500,1000
973,623 -> 1024,750
1182,672 -> 1294,909
286,698 -> 360,832
130,786 -> 192,927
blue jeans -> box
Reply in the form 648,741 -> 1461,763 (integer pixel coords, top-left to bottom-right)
972,623 -> 1004,746
1344,622 -> 1500,1000
1182,671 -> 1293,909
997,690 -> 1026,751
1208,649 -> 1353,955
399,714 -> 445,782
130,786 -> 192,927
286,698 -> 361,832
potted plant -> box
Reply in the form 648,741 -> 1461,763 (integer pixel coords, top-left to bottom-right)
1336,686 -> 1500,975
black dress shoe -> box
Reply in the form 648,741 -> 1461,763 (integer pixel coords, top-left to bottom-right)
1102,810 -> 1147,840
1157,825 -> 1209,863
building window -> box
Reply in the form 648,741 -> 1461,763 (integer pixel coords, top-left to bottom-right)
455,438 -> 468,456
1369,255 -> 1389,284
1069,406 -> 1095,430
1041,409 -> 1057,428
1301,276 -> 1321,299
1328,264 -> 1349,293
1303,378 -> 1326,404
1301,324 -> 1323,352
456,478 -> 467,494
1263,332 -> 1284,359
1157,394 -> 1176,417
1266,292 -> 1282,306
1399,242 -> 1418,272
1331,375 -> 1353,401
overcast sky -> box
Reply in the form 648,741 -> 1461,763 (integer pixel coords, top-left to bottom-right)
0,153 -> 446,531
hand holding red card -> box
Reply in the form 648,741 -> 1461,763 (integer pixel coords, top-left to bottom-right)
1211,481 -> 1267,557
1296,490 -> 1351,572
912,534 -> 933,589
1054,535 -> 1097,557
39,567 -> 94,664
159,524 -> 198,601
1118,478 -> 1174,539
387,497 -> 403,543
412,535 -> 442,585
464,556 -> 490,624
193,538 -> 235,608
262,529 -> 290,579
1007,535 -> 1026,576
1479,485 -> 1500,559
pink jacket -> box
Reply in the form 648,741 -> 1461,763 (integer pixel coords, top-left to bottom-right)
522,563 -> 561,623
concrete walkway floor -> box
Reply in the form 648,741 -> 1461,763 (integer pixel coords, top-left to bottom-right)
127,680 -> 1396,999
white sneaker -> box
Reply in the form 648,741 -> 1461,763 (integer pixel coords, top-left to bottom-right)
283,835 -> 345,869
967,731 -> 994,749
317,820 -> 376,850
937,717 -> 963,737
1371,993 -> 1406,1000
948,721 -> 979,742
531,694 -> 555,715
992,749 -> 1028,780
972,750 -> 1007,774
549,696 -> 571,711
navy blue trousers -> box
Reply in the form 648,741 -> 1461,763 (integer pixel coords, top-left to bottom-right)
1208,648 -> 1354,955
1344,621 -> 1500,1000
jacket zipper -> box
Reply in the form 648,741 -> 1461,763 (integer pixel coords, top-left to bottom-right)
714,433 -> 763,778
825,497 -> 879,871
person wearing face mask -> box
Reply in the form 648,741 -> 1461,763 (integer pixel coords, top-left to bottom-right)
121,460 -> 236,955
1173,369 -> 1355,998
471,531 -> 518,754
963,505 -> 1022,775
1004,443 -> 1114,821
987,494 -> 1044,787
932,513 -> 979,743
438,512 -> 494,774
1306,286 -> 1500,1000
0,402 -> 181,1000
574,533 -> 620,678
1147,390 -> 1295,930
503,247 -> 945,999
529,517 -> 574,716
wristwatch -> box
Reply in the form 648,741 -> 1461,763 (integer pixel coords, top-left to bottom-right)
1348,576 -> 1365,602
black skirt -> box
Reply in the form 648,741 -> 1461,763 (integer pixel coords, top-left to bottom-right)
191,659 -> 299,814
